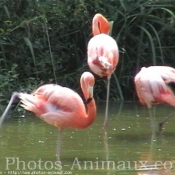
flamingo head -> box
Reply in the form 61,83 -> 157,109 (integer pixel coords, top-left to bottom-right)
80,72 -> 95,100
92,13 -> 110,36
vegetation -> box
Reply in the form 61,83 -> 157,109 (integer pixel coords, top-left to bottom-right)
0,0 -> 175,104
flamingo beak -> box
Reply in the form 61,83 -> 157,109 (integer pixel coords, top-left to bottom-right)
89,85 -> 94,98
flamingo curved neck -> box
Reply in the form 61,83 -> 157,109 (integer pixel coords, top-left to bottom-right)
79,72 -> 96,129
87,99 -> 96,125
80,99 -> 96,129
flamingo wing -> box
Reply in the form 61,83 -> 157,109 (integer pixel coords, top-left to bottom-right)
19,84 -> 87,128
148,66 -> 175,84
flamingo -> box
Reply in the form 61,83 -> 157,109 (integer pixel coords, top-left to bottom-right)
134,66 -> 175,131
0,72 -> 96,160
87,13 -> 119,126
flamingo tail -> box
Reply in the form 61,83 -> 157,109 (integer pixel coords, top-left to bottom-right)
19,93 -> 42,114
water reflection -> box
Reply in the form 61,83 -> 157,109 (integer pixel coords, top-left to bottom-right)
137,170 -> 174,175
102,102 -> 124,162
136,133 -> 175,175
0,102 -> 175,175
100,103 -> 175,175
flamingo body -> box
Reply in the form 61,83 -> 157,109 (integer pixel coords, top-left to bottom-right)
88,33 -> 119,77
19,72 -> 96,129
135,66 -> 175,109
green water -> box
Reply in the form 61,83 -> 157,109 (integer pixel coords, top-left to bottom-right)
0,102 -> 175,175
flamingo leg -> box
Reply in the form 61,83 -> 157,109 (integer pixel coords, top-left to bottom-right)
104,77 -> 110,127
103,127 -> 109,161
150,130 -> 156,158
56,128 -> 63,161
0,92 -> 19,127
159,111 -> 175,131
148,108 -> 156,133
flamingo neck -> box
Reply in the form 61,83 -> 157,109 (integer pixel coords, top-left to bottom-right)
92,14 -> 110,36
79,72 -> 96,129
85,99 -> 96,127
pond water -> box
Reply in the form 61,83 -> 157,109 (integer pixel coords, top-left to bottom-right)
0,102 -> 175,175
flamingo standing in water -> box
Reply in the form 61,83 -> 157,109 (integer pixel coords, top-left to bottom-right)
87,13 -> 119,126
134,66 -> 175,131
0,72 -> 96,160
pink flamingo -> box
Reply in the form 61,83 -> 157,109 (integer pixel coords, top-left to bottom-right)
134,66 -> 175,131
87,13 -> 119,126
0,72 -> 96,160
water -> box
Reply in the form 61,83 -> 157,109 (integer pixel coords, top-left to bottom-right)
0,102 -> 175,175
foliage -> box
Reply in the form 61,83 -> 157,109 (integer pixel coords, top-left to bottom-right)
0,0 -> 175,103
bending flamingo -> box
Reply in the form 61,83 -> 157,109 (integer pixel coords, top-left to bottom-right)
87,13 -> 119,126
0,72 -> 96,160
134,66 -> 175,131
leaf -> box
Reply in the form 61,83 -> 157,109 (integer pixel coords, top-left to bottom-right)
160,7 -> 175,19
109,21 -> 114,36
119,0 -> 131,11
138,25 -> 156,65
3,5 -> 10,19
24,37 -> 36,67
146,22 -> 164,64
